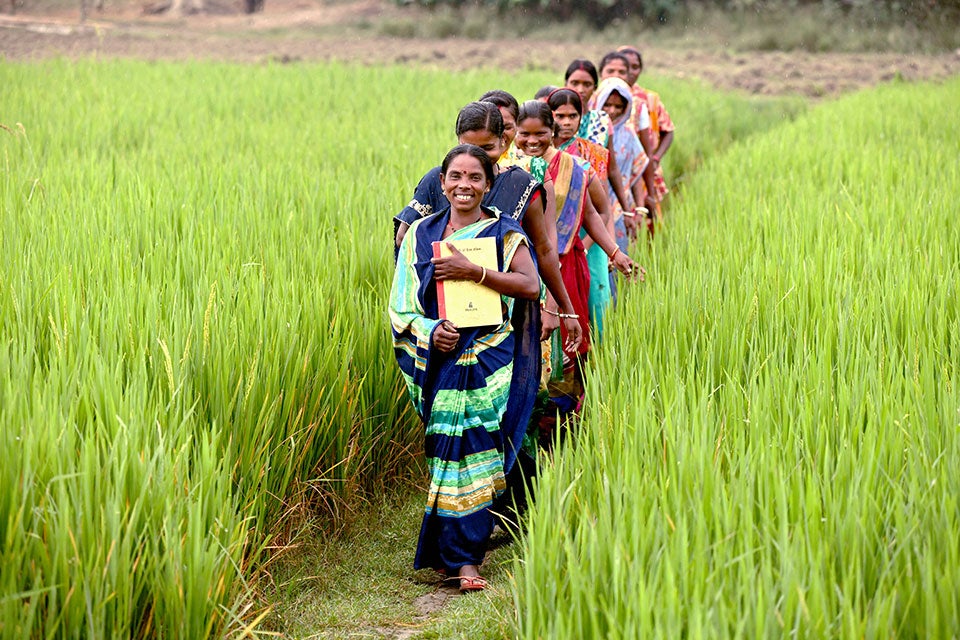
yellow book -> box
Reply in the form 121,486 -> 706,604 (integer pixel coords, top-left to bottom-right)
433,237 -> 503,328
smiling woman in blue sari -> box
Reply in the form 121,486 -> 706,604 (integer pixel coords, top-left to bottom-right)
394,100 -> 582,352
390,144 -> 541,593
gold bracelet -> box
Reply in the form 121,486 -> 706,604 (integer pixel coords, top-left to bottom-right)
477,266 -> 486,285
609,246 -> 621,260
542,308 -> 560,317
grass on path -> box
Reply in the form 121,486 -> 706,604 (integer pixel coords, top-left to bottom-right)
260,487 -> 518,639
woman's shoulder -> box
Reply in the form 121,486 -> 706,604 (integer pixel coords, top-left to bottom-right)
498,165 -> 539,185
410,206 -> 450,238
491,209 -> 526,235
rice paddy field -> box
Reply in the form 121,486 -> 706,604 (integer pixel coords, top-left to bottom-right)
518,78 -> 960,637
0,58 -> 956,638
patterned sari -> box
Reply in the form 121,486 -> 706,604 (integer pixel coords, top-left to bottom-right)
391,209 -> 540,572
631,84 -> 674,202
514,151 -> 592,358
562,108 -> 617,343
576,109 -> 612,148
557,137 -> 612,344
557,136 -> 609,184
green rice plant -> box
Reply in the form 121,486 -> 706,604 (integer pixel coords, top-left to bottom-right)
514,76 -> 960,638
0,59 -> 491,639
644,77 -> 806,192
0,58 -> 804,637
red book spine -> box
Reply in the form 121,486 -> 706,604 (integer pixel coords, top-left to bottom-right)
432,241 -> 447,319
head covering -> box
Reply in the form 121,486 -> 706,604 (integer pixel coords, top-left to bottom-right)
592,77 -> 648,220
592,77 -> 634,131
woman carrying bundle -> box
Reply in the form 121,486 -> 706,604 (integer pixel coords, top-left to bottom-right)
394,100 -> 581,526
391,144 -> 541,592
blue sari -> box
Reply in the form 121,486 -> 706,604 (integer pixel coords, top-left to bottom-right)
390,208 -> 540,571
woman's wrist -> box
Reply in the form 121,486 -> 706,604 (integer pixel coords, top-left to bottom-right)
555,298 -> 576,315
546,307 -> 579,319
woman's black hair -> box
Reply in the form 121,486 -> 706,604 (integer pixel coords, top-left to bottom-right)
563,58 -> 598,85
533,85 -> 558,100
455,101 -> 504,138
546,87 -> 583,116
478,89 -> 519,123
598,51 -> 631,74
441,144 -> 496,186
517,100 -> 554,131
617,45 -> 644,73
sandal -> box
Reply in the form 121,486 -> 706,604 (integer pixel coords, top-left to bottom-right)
458,575 -> 488,593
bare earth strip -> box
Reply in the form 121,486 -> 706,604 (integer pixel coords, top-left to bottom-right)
2,0 -> 959,98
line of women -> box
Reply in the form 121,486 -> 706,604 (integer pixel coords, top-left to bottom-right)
389,48 -> 675,593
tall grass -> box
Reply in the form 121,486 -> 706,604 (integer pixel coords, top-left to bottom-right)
515,76 -> 960,637
0,59 -> 487,638
0,59 -> 803,637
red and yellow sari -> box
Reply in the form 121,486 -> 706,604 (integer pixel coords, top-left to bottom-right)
516,150 -> 592,358
631,85 -> 674,203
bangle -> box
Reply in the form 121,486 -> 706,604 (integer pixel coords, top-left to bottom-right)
558,313 -> 579,319
476,266 -> 486,285
542,308 -> 560,317
608,246 -> 621,260
623,209 -> 635,218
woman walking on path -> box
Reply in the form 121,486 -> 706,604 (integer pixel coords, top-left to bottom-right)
510,101 -> 640,425
596,51 -> 656,154
616,45 -> 676,223
394,101 -> 582,351
391,144 -> 541,592
478,89 -> 520,157
592,77 -> 656,247
547,87 -> 618,340
563,58 -> 634,218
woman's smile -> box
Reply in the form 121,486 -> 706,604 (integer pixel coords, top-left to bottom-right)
441,154 -> 488,213
515,119 -> 553,158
